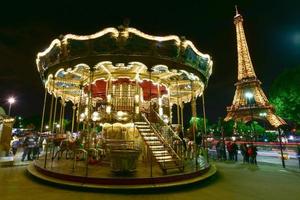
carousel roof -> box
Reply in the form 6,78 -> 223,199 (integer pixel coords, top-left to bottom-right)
36,27 -> 213,104
36,26 -> 213,84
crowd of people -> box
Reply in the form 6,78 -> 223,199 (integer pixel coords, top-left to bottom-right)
215,140 -> 258,164
10,131 -> 44,162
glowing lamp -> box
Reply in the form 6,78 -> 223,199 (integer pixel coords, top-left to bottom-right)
8,97 -> 16,104
92,111 -> 100,121
135,106 -> 139,114
244,92 -> 253,99
79,113 -> 86,122
134,94 -> 139,103
106,105 -> 111,114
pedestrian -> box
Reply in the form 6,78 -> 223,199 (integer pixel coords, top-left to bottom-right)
10,136 -> 19,156
232,141 -> 238,161
220,141 -> 227,160
248,143 -> 257,165
32,134 -> 40,159
240,143 -> 248,163
21,134 -> 29,161
22,132 -> 36,161
227,141 -> 233,160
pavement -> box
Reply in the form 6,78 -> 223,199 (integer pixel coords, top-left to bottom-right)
0,161 -> 300,200
209,149 -> 300,170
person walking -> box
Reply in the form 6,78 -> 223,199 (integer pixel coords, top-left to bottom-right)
22,132 -> 36,161
240,143 -> 248,163
21,134 -> 29,161
232,141 -> 238,161
10,136 -> 19,156
248,143 -> 257,165
227,141 -> 233,160
32,133 -> 40,160
220,141 -> 227,161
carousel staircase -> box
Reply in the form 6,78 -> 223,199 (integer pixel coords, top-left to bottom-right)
134,121 -> 184,174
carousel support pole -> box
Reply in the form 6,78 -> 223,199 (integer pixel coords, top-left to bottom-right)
105,77 -> 109,118
40,88 -> 48,134
43,142 -> 48,168
134,78 -> 139,121
71,105 -> 76,133
48,78 -> 55,132
49,96 -> 58,169
168,91 -> 172,124
61,101 -> 66,133
85,70 -> 93,177
202,92 -> 208,163
176,81 -> 180,126
157,82 -> 162,116
76,103 -> 80,132
180,101 -> 184,161
48,95 -> 54,131
58,99 -> 63,133
149,69 -> 153,177
44,89 -> 53,165
76,84 -> 83,132
191,81 -> 198,168
52,97 -> 58,133
40,87 -> 48,168
180,101 -> 184,131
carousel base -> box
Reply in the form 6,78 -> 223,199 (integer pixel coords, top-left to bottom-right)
0,156 -> 14,167
27,158 -> 216,190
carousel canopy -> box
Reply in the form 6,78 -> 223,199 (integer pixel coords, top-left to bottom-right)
36,26 -> 213,104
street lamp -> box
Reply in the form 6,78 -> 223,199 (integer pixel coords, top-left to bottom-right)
259,112 -> 267,117
245,92 -> 255,141
244,91 -> 253,101
259,112 -> 267,141
7,97 -> 16,116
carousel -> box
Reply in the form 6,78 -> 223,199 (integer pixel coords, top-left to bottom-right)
28,25 -> 216,189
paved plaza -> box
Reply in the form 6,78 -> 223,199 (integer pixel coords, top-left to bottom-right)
0,161 -> 299,200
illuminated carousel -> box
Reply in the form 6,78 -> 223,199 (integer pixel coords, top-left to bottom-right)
28,25 -> 216,189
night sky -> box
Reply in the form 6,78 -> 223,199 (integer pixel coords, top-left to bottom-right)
1,0 -> 300,122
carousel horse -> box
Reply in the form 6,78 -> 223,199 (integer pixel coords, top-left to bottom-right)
52,138 -> 80,160
186,139 -> 195,159
173,139 -> 183,155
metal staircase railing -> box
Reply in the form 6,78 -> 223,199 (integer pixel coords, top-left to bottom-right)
146,109 -> 184,160
151,109 -> 184,156
139,113 -> 184,173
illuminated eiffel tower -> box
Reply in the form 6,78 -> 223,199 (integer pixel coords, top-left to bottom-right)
225,7 -> 286,128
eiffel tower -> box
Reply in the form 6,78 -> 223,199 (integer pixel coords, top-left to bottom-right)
225,7 -> 286,128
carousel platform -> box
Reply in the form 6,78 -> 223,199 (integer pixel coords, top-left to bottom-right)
27,158 -> 216,190
0,156 -> 14,167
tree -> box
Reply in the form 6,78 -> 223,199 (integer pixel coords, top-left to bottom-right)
222,120 -> 266,141
269,66 -> 300,126
22,115 -> 43,130
222,119 -> 235,137
189,117 -> 208,133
